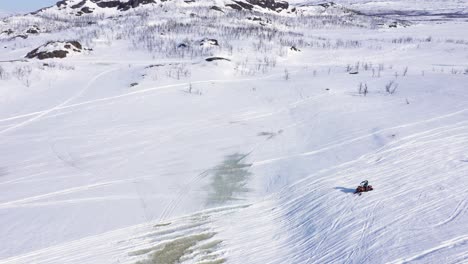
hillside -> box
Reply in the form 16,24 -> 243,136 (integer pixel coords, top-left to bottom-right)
0,0 -> 467,263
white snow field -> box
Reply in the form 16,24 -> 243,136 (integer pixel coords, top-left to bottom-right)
0,0 -> 468,263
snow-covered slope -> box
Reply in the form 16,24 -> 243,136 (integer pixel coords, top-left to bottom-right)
0,10 -> 8,18
32,0 -> 291,17
289,0 -> 468,21
0,0 -> 468,263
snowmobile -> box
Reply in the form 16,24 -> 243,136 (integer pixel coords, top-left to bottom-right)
354,180 -> 373,194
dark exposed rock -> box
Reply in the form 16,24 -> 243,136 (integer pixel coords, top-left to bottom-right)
200,38 -> 219,46
25,41 -> 83,60
233,1 -> 254,10
69,41 -> 82,49
81,6 -> 94,13
56,0 -> 68,8
210,6 -> 224,13
226,4 -> 243,11
94,1 -> 120,8
318,2 -> 336,8
26,29 -> 39,34
178,43 -> 188,48
26,26 -> 40,34
27,49 -> 69,60
246,0 -> 288,11
247,16 -> 262,21
91,0 -> 156,11
226,0 -> 288,12
71,0 -> 87,9
247,16 -> 271,26
13,35 -> 28,39
146,64 -> 165,68
206,57 -> 231,62
290,46 -> 300,51
2,29 -> 13,35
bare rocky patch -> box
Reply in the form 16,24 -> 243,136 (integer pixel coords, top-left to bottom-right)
54,0 -> 157,15
226,0 -> 288,12
26,41 -> 84,60
205,57 -> 231,62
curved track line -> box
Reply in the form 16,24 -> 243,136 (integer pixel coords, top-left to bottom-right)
0,68 -> 118,135
387,234 -> 468,264
252,107 -> 468,166
0,69 -> 299,125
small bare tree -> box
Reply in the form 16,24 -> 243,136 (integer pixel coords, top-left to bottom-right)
385,80 -> 398,94
0,66 -> 6,80
359,82 -> 368,96
284,69 -> 289,81
402,66 -> 408,76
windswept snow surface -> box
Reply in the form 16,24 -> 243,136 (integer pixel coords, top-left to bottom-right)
1,0 -> 468,263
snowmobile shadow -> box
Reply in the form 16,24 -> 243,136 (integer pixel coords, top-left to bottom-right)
334,187 -> 355,194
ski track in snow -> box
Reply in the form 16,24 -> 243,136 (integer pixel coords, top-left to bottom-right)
0,68 -> 300,128
252,107 -> 468,167
387,234 -> 468,264
0,68 -> 118,135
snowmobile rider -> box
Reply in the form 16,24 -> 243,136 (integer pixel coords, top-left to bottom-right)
360,180 -> 369,189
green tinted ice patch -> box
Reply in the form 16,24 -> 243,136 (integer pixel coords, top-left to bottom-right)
136,232 -> 216,264
197,259 -> 226,264
206,153 -> 252,205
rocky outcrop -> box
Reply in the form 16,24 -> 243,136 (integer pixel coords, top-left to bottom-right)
90,0 -> 156,11
26,25 -> 41,34
246,0 -> 288,11
227,1 -> 254,11
56,0 -> 68,8
318,2 -> 336,8
54,0 -> 156,14
206,57 -> 231,62
210,6 -> 224,13
226,0 -> 288,12
25,41 -> 83,60
290,46 -> 300,52
1,29 -> 14,35
71,0 -> 87,9
199,38 -> 219,47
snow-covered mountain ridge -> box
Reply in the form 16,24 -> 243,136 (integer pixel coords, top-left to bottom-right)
32,0 -> 291,16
